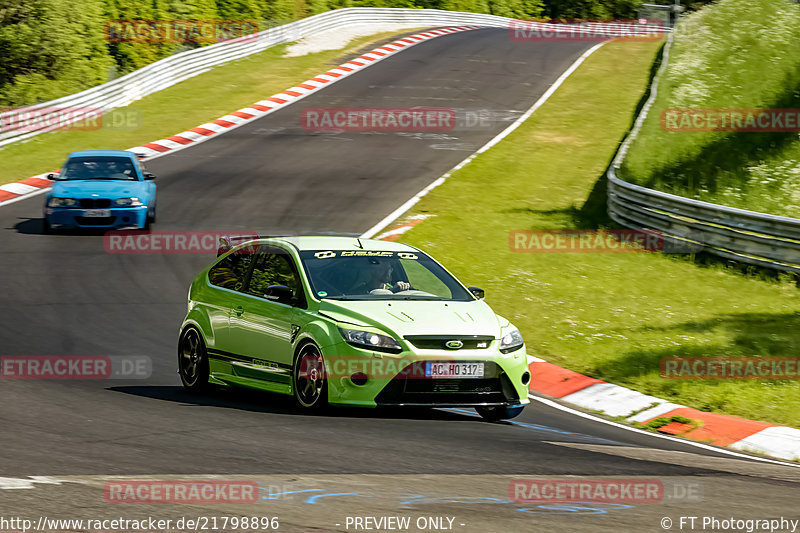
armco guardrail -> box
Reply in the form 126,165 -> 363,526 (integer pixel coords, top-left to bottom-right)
0,8 -> 666,148
607,31 -> 800,274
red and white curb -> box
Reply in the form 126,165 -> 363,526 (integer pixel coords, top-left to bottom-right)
0,26 -> 478,208
527,356 -> 800,462
375,215 -> 433,241
0,173 -> 54,206
127,26 -> 477,159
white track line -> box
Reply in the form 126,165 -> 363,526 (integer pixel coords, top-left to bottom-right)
135,27 -> 476,163
352,37 -> 800,468
529,394 -> 800,468
361,41 -> 607,238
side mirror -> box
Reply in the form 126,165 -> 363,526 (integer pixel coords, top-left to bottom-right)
468,286 -> 485,300
144,172 -> 157,180
265,284 -> 294,305
47,173 -> 58,180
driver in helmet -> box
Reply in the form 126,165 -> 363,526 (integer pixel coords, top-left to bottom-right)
357,258 -> 410,294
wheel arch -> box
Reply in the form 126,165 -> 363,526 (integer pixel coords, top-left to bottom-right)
180,308 -> 216,349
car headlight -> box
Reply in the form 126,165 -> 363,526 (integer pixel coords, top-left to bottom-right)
48,197 -> 77,207
500,326 -> 524,354
114,197 -> 143,206
339,328 -> 402,354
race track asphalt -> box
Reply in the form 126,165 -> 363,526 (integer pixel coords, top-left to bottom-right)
0,27 -> 797,532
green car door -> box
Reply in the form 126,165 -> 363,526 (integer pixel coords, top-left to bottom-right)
224,245 -> 307,392
205,246 -> 257,367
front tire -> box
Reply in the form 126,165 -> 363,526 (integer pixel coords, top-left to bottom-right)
476,405 -> 524,422
293,343 -> 327,410
179,327 -> 211,392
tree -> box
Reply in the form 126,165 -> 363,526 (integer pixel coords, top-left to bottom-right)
0,0 -> 113,106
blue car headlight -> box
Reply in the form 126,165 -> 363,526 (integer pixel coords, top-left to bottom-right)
48,197 -> 77,207
500,326 -> 524,354
339,328 -> 402,354
114,197 -> 143,206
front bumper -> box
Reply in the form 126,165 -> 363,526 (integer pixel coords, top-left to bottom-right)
45,205 -> 147,229
322,341 -> 531,408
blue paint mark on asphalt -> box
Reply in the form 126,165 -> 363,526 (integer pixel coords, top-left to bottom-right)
443,408 -> 619,444
258,488 -> 322,500
253,488 -> 633,516
305,492 -> 369,504
517,502 -> 634,514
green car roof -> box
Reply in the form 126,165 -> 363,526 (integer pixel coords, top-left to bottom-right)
262,236 -> 419,252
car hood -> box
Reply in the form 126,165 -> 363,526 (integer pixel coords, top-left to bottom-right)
318,299 -> 505,338
52,180 -> 146,198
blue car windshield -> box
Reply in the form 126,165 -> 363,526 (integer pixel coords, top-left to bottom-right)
299,250 -> 474,301
60,156 -> 137,181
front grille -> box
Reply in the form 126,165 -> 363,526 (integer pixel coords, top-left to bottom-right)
375,361 -> 520,407
404,335 -> 494,350
75,216 -> 115,226
78,198 -> 111,209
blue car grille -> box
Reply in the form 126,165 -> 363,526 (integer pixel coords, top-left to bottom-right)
78,198 -> 112,209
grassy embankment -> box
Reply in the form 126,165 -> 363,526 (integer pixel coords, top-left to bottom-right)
396,36 -> 800,427
622,0 -> 800,218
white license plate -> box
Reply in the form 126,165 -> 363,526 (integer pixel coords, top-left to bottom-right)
425,362 -> 484,378
84,210 -> 110,217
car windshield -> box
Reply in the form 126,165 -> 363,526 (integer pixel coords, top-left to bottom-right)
60,156 -> 137,181
299,250 -> 474,301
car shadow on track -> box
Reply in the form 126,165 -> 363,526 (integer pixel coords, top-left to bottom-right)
108,385 -> 481,422
12,218 -> 48,234
12,217 -> 111,236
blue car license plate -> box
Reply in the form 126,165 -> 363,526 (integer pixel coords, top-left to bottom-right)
83,210 -> 111,217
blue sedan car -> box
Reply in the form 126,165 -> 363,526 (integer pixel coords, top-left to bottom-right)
44,150 -> 157,231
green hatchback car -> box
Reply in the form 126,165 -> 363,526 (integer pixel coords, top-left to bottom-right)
178,236 -> 531,420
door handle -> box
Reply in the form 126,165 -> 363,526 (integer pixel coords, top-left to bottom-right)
234,305 -> 244,317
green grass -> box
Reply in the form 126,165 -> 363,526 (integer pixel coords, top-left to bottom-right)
621,0 -> 800,218
397,38 -> 800,428
0,29 -> 427,185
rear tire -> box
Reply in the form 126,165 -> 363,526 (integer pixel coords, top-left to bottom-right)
293,343 -> 328,410
476,405 -> 524,422
179,327 -> 211,393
